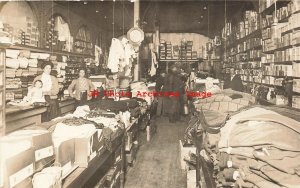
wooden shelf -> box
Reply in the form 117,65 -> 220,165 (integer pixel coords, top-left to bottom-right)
226,29 -> 262,49
9,44 -> 94,58
159,59 -> 201,62
260,0 -> 291,16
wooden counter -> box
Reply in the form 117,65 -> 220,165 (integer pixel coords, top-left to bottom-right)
5,98 -> 75,134
5,105 -> 48,133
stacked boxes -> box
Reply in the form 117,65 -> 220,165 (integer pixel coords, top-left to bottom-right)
292,96 -> 300,109
45,18 -> 59,50
159,41 -> 166,59
166,42 -> 172,59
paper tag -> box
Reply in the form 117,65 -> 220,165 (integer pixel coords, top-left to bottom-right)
9,164 -> 34,187
62,162 -> 72,176
89,151 -> 97,161
35,146 -> 54,161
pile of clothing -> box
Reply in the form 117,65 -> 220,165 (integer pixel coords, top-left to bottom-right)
193,89 -> 255,113
199,106 -> 300,188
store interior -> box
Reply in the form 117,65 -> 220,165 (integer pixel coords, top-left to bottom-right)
1,0 -> 300,188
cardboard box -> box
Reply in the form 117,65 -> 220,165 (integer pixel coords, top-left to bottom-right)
53,138 -> 75,177
74,130 -> 98,168
9,130 -> 54,172
0,144 -> 34,188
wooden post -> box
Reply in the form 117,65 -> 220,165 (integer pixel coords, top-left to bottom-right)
133,0 -> 140,81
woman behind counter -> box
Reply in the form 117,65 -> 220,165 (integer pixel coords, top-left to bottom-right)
33,61 -> 60,121
68,68 -> 95,107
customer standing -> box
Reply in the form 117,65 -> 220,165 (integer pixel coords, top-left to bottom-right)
33,61 -> 60,121
155,70 -> 166,116
164,65 -> 183,123
68,68 -> 95,107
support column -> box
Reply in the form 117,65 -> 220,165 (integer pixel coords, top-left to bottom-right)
133,0 -> 140,81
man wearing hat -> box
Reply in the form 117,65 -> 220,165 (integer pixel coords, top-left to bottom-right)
33,61 -> 60,120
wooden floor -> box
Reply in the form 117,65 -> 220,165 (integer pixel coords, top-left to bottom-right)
124,116 -> 188,188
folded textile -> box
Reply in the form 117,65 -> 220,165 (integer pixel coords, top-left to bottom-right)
6,58 -> 20,69
261,165 -> 300,188
6,49 -> 20,59
53,122 -> 96,139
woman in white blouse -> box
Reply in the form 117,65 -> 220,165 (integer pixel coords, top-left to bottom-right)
33,61 -> 60,120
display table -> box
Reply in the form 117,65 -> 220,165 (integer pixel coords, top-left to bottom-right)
5,105 -> 48,133
63,130 -> 125,188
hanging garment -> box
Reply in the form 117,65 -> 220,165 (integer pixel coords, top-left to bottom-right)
107,38 -> 125,73
150,49 -> 158,77
54,16 -> 71,42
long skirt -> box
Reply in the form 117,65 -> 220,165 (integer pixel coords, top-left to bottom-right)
43,95 -> 60,121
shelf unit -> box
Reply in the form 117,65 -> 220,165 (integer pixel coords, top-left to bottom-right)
0,44 -> 7,136
221,0 -> 300,106
5,44 -> 95,101
159,58 -> 201,73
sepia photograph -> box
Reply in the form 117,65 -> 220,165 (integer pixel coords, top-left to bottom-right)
0,0 -> 300,187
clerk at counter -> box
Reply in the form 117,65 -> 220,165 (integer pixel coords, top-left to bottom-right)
68,68 -> 95,107
33,61 -> 60,121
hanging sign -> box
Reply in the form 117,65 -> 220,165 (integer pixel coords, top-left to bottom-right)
127,27 -> 144,45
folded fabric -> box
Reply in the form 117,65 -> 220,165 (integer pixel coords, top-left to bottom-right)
18,57 -> 29,68
6,49 -> 20,59
261,165 -> 300,188
219,107 -> 278,149
223,120 -> 300,151
238,113 -> 300,134
254,148 -> 300,175
6,58 -> 20,68
53,122 -> 96,139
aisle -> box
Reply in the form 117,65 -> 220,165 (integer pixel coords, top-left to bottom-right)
124,116 -> 188,188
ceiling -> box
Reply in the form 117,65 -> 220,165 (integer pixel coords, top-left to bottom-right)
59,0 -> 257,37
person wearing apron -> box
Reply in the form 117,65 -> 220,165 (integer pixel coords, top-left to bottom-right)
33,61 -> 60,121
68,68 -> 95,107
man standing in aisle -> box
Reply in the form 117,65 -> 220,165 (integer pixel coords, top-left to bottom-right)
164,65 -> 183,123
155,70 -> 166,116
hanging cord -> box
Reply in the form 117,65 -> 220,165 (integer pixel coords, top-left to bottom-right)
112,0 -> 115,38
122,0 -> 125,35
224,0 -> 227,61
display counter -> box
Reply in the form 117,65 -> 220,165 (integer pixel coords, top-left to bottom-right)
5,98 -> 75,134
59,98 -> 76,116
5,105 -> 48,133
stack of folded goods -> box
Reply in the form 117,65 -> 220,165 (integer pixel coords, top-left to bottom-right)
6,78 -> 21,89
193,89 -> 255,113
200,106 -> 300,188
6,68 -> 16,78
28,58 -> 38,68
